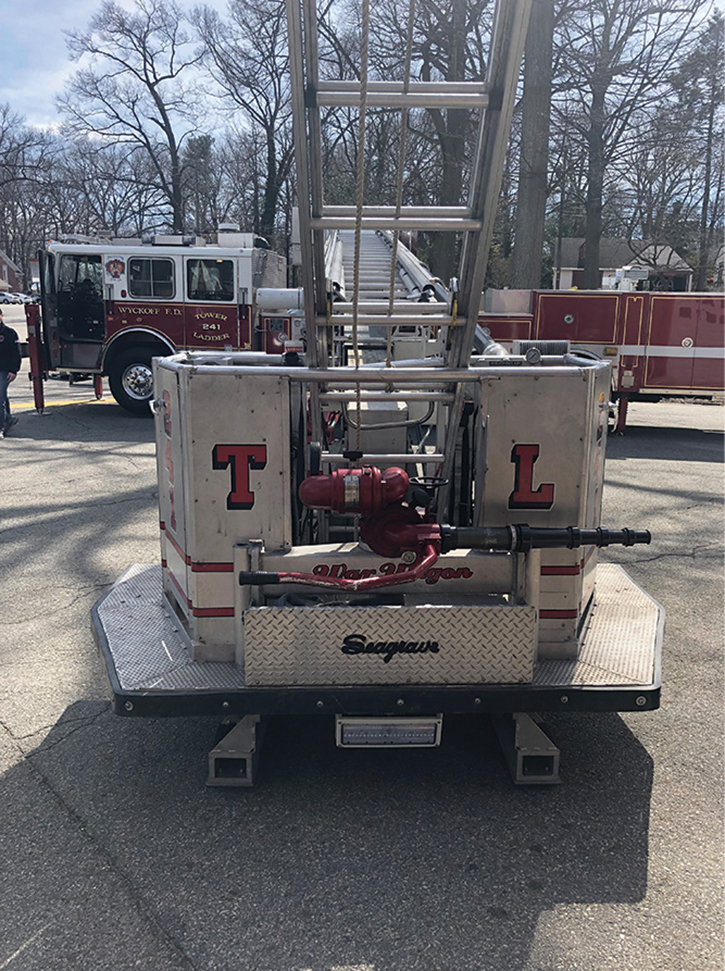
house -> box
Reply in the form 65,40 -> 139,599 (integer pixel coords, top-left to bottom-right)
555,238 -> 693,292
0,251 -> 22,292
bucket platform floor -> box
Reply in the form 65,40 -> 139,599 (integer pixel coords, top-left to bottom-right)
92,564 -> 662,717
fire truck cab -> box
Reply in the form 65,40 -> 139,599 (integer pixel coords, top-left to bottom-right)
37,232 -> 286,413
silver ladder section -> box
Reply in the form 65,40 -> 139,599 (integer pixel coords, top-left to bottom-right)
330,229 -> 449,354
287,0 -> 532,513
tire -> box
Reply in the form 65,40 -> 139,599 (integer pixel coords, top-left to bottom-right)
108,348 -> 156,415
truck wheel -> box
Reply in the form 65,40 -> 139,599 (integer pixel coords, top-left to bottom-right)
108,348 -> 156,415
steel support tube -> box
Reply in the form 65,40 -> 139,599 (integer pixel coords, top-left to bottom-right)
319,392 -> 455,402
321,453 -> 445,464
161,359 -> 600,383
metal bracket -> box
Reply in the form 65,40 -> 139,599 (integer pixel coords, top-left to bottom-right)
492,712 -> 560,785
207,715 -> 266,787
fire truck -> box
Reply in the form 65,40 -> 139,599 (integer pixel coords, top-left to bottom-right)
30,229 -> 286,413
481,289 -> 724,431
86,0 -> 662,786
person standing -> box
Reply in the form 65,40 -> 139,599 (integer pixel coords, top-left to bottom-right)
0,308 -> 21,438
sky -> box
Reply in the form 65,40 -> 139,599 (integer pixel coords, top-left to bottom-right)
4,0 -> 725,129
1,0 -> 228,130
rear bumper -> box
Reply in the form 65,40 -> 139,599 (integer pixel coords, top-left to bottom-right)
92,563 -> 662,718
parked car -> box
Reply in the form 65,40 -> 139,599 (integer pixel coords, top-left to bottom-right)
0,292 -> 21,304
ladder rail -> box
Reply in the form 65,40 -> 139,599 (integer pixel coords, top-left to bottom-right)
450,0 -> 533,368
287,0 -> 532,529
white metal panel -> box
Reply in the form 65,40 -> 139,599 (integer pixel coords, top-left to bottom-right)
181,369 -> 292,565
478,366 -> 607,655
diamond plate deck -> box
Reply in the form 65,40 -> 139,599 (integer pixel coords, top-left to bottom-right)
93,563 -> 661,700
243,604 -> 537,685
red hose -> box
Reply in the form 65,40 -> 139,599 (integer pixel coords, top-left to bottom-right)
273,543 -> 439,592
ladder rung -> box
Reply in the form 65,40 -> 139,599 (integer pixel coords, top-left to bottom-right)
318,93 -> 488,108
311,217 -> 481,232
317,315 -> 463,327
316,81 -> 489,109
331,301 -> 449,314
317,80 -> 488,94
325,206 -> 473,218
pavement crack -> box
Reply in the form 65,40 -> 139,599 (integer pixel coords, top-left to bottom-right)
611,549 -> 722,565
19,706 -> 109,748
0,584 -> 114,624
0,715 -> 21,743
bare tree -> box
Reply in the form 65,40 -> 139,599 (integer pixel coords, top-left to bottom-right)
670,10 -> 724,289
371,0 -> 493,281
58,0 -> 204,233
194,0 -> 295,244
53,140 -> 170,236
0,104 -> 51,190
183,134 -> 223,235
554,0 -> 706,288
510,0 -> 554,288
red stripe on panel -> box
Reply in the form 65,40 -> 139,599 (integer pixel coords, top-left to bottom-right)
191,606 -> 235,618
190,561 -> 234,573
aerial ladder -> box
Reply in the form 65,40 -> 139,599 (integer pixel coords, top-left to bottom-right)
91,0 -> 663,787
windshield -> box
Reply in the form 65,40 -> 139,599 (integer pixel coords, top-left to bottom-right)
186,258 -> 234,302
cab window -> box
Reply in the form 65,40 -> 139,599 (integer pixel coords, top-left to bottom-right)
129,258 -> 175,299
186,258 -> 234,302
57,254 -> 104,340
58,253 -> 103,295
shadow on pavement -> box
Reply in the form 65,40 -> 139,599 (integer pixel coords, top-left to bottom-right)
2,701 -> 654,971
608,424 -> 723,463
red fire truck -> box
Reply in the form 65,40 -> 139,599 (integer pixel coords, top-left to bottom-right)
480,290 -> 724,431
31,232 -> 286,413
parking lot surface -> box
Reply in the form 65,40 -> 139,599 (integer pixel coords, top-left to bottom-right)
0,380 -> 722,970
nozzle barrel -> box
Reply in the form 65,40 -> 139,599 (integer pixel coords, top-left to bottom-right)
441,525 -> 651,553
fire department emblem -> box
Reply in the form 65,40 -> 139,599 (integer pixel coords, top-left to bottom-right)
105,258 -> 125,280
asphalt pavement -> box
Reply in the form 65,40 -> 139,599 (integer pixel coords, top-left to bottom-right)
0,367 -> 722,971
